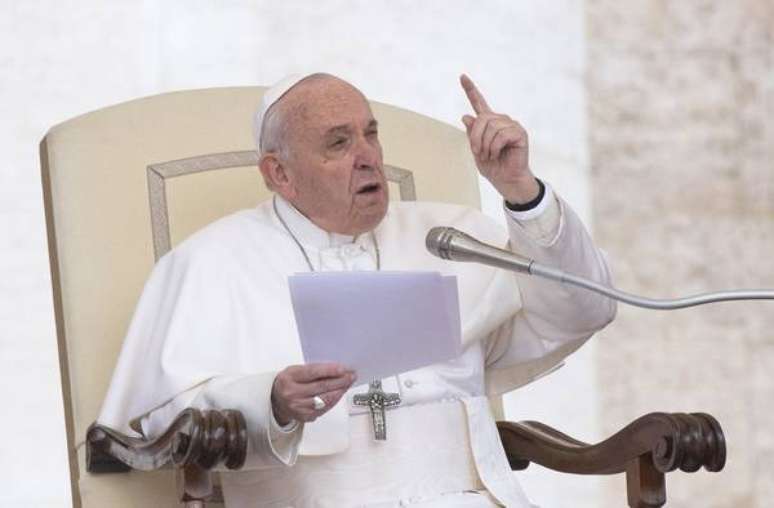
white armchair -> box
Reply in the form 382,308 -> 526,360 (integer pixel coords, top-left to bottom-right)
41,86 -> 725,507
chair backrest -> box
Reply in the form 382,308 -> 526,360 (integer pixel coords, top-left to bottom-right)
41,86 -> 480,507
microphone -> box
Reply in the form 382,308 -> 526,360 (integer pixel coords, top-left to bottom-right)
425,226 -> 533,274
425,226 -> 774,310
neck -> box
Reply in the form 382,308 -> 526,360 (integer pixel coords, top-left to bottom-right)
272,195 -> 382,271
273,195 -> 357,248
283,196 -> 376,238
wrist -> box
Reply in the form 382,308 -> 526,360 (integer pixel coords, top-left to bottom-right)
504,177 -> 544,211
499,174 -> 540,205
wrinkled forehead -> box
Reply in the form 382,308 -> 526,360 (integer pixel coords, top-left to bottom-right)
284,78 -> 375,136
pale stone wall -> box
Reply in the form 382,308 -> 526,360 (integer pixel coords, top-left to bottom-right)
587,1 -> 774,506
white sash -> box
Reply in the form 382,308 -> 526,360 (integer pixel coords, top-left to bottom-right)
221,397 -> 534,507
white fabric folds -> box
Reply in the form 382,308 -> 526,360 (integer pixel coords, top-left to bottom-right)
99,193 -> 615,507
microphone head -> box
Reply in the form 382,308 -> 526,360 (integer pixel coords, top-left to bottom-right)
425,226 -> 456,260
426,225 -> 534,273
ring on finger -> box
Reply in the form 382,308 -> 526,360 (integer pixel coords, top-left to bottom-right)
313,395 -> 326,410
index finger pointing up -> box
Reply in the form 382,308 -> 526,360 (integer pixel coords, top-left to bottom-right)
460,74 -> 492,114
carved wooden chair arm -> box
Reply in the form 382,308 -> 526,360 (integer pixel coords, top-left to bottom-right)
86,409 -> 726,507
87,408 -> 247,506
497,412 -> 726,507
87,408 -> 247,473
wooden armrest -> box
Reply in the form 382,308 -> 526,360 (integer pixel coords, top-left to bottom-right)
497,412 -> 726,507
86,409 -> 725,507
86,408 -> 248,473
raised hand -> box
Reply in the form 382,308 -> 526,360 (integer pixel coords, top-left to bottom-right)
271,363 -> 357,425
460,74 -> 540,204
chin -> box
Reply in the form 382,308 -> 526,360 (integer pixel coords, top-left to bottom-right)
349,204 -> 387,235
342,186 -> 388,233
356,211 -> 387,235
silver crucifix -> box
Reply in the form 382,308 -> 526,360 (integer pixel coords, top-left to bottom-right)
352,380 -> 401,440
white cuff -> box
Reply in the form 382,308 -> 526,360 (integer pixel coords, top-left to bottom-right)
504,182 -> 561,246
266,393 -> 303,466
504,181 -> 555,221
270,410 -> 299,434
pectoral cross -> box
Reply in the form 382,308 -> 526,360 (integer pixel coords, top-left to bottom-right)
353,380 -> 401,440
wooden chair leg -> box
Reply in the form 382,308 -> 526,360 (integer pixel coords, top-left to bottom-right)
177,465 -> 214,507
626,454 -> 666,508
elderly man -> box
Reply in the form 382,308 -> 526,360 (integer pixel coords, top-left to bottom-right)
99,73 -> 616,507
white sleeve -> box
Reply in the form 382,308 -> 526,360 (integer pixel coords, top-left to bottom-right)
503,182 -> 561,245
140,373 -> 303,469
484,188 -> 617,393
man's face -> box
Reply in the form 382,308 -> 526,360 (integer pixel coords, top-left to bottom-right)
278,78 -> 389,235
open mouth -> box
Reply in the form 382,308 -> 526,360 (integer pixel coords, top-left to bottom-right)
356,183 -> 382,195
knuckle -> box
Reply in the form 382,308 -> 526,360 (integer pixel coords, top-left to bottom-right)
275,383 -> 289,398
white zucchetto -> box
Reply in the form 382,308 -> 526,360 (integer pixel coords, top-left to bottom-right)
253,74 -> 311,154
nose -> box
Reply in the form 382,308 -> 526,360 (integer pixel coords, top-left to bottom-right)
353,135 -> 381,171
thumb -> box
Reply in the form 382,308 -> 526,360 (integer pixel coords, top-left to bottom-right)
461,114 -> 474,133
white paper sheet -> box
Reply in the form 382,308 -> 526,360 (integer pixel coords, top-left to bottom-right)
288,271 -> 462,382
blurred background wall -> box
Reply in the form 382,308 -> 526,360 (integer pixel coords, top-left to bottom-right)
587,1 -> 774,505
0,1 -> 771,506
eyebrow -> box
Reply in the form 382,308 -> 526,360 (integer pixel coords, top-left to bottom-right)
324,119 -> 379,136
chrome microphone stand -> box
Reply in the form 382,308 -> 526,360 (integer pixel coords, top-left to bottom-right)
426,227 -> 774,310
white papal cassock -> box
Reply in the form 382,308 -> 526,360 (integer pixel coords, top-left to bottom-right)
99,184 -> 616,507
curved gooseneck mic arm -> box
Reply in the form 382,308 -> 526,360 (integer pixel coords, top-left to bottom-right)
426,226 -> 774,311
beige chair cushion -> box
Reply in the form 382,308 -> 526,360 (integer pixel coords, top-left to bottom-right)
42,86 -> 480,507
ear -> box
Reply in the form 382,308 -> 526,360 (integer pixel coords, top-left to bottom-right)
258,153 -> 296,200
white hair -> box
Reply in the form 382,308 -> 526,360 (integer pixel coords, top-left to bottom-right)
257,100 -> 288,157
254,73 -> 340,158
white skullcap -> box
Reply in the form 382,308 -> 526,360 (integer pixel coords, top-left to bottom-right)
253,73 -> 310,154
